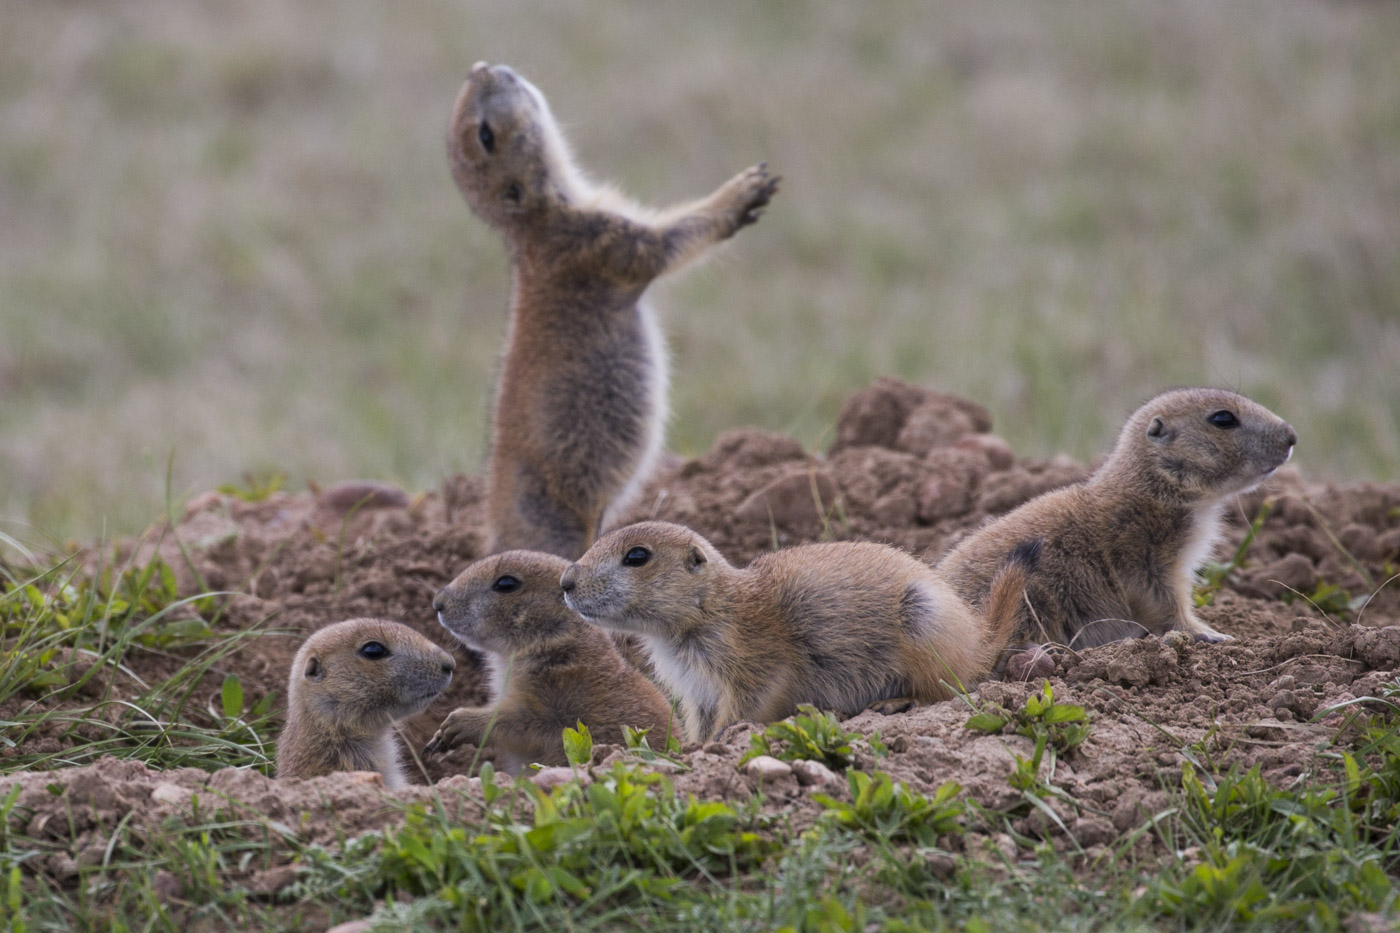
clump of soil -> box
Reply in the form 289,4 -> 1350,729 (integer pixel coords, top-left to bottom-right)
6,376 -> 1400,890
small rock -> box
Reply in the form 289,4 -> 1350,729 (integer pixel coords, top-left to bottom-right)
922,852 -> 958,880
1244,553 -> 1316,599
1317,692 -> 1358,722
954,433 -> 1016,472
1355,626 -> 1400,671
434,774 -> 481,794
326,922 -> 374,933
790,759 -> 840,788
152,870 -> 183,901
532,767 -> 590,792
1339,524 -> 1383,563
1245,722 -> 1288,741
247,865 -> 300,898
743,756 -> 794,781
1004,646 -> 1056,682
1072,817 -> 1116,848
150,783 -> 193,807
317,480 -> 411,514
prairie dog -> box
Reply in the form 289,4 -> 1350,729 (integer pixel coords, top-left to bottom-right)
449,62 -> 781,559
276,619 -> 455,788
425,550 -> 675,772
559,521 -> 1032,744
938,388 -> 1297,650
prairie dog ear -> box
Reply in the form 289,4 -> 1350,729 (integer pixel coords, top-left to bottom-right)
304,657 -> 324,681
686,545 -> 707,572
1146,416 -> 1166,440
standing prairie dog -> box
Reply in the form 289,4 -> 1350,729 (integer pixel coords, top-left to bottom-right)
424,550 -> 675,772
277,618 -> 455,788
559,521 -> 1033,744
449,62 -> 781,559
938,388 -> 1297,650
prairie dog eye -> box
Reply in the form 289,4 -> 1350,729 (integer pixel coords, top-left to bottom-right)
478,121 -> 495,153
622,547 -> 651,568
492,575 -> 522,593
358,641 -> 390,660
1207,410 -> 1239,429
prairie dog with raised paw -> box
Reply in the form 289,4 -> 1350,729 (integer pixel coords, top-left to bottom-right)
277,618 -> 455,788
425,550 -> 675,772
560,521 -> 1032,744
449,62 -> 781,560
937,388 -> 1297,651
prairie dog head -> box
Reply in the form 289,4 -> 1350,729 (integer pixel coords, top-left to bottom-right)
446,62 -> 583,226
433,550 -> 579,656
1106,388 -> 1297,500
561,521 -> 730,637
288,618 -> 454,734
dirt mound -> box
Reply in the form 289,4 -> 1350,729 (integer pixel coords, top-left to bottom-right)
6,376 -> 1400,890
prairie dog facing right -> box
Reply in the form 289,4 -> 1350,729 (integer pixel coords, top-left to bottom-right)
937,388 -> 1297,651
425,550 -> 675,772
560,521 -> 1033,744
449,62 -> 781,560
277,618 -> 455,788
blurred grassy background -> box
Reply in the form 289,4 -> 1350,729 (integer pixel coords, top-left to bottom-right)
2,0 -> 1398,543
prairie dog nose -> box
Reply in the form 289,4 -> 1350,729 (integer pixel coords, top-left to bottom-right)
560,565 -> 579,593
432,590 -> 447,613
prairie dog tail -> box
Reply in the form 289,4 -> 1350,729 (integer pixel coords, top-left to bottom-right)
982,538 -> 1041,655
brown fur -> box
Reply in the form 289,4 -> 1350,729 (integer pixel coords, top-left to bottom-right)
560,521 -> 1030,744
938,388 -> 1297,652
425,550 -> 676,771
276,618 -> 455,788
449,62 -> 780,559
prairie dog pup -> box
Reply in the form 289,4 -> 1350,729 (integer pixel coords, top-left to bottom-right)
277,619 -> 455,788
560,521 -> 1031,744
425,550 -> 674,772
938,388 -> 1297,650
449,62 -> 781,559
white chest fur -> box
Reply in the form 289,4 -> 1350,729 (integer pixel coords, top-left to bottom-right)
1182,501 -> 1226,581
642,633 -> 720,714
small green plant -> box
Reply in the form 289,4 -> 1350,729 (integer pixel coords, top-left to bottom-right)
622,722 -> 685,764
814,771 -> 964,845
1283,580 -> 1368,620
561,721 -> 592,767
740,704 -> 884,770
965,681 -> 1090,756
215,470 -> 286,502
1194,502 -> 1270,607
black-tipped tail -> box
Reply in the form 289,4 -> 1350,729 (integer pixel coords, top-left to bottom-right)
983,538 -> 1042,654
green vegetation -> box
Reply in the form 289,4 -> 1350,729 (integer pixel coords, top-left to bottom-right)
739,704 -> 885,771
965,680 -> 1091,756
0,549 -> 278,775
4,0 -> 1400,540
